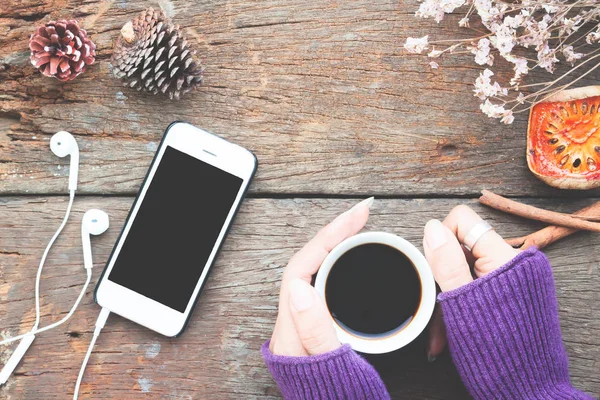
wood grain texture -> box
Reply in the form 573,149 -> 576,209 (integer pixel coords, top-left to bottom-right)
1,197 -> 598,399
2,0 -> 600,196
2,1 -> 600,398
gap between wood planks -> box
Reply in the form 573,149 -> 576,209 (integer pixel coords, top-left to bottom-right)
0,192 -> 599,200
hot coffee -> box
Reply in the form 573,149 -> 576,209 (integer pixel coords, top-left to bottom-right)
325,243 -> 421,336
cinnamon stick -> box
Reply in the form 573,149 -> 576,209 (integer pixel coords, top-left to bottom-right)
506,200 -> 600,249
569,214 -> 600,222
479,190 -> 600,233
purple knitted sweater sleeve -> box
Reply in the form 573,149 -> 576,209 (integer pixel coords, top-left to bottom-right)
439,247 -> 593,400
261,341 -> 390,400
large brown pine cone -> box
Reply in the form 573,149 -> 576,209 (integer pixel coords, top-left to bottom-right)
110,8 -> 204,100
29,20 -> 96,81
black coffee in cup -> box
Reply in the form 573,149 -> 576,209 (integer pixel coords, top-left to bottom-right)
325,243 -> 421,336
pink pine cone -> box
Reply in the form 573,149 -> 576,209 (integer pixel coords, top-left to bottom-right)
29,20 -> 96,81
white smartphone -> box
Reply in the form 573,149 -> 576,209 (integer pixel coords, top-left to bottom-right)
95,122 -> 257,337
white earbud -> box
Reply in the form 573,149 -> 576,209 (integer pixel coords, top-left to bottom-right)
73,211 -> 109,400
50,131 -> 79,192
81,210 -> 109,270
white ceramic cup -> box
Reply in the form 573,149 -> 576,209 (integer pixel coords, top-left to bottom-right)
314,232 -> 436,354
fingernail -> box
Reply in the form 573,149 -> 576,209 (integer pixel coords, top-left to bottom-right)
289,279 -> 314,312
356,196 -> 374,209
424,219 -> 447,251
340,197 -> 373,219
428,354 -> 437,363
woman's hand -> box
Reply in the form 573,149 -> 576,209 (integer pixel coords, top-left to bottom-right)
425,205 -> 520,359
269,198 -> 372,356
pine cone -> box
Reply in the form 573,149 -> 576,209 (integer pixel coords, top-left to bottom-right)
110,8 -> 204,100
29,20 -> 96,81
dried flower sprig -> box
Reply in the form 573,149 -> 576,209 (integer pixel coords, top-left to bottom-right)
404,0 -> 600,124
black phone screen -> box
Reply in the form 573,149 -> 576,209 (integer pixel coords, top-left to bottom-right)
108,146 -> 243,312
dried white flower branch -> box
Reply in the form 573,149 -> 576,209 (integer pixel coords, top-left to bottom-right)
404,0 -> 600,124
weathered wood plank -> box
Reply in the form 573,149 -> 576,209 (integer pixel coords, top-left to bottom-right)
1,197 -> 598,398
2,0 -> 600,196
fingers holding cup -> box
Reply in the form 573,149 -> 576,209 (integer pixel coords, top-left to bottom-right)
285,197 -> 373,282
271,198 -> 372,356
427,305 -> 447,361
442,205 -> 519,277
423,219 -> 473,292
289,279 -> 341,355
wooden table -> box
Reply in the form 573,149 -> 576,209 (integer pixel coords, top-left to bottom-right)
1,0 -> 599,398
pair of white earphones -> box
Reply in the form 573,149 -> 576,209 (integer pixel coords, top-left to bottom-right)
0,131 -> 110,397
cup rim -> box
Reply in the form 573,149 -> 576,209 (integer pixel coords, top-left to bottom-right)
314,231 -> 436,354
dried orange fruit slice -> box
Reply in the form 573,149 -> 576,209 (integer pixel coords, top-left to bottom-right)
527,86 -> 600,189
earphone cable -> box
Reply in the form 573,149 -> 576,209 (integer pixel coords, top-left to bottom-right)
0,190 -> 76,345
0,190 -> 76,384
33,190 -> 76,331
73,308 -> 110,400
0,269 -> 91,346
